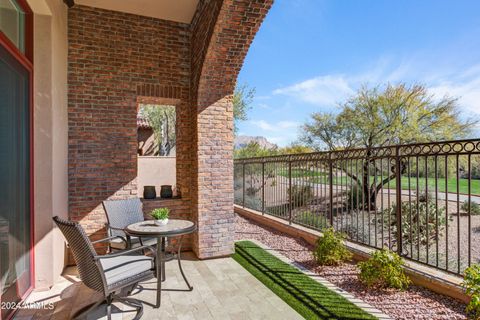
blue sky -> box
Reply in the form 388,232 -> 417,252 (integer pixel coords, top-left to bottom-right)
236,0 -> 480,146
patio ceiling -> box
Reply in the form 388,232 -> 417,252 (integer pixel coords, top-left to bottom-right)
74,0 -> 200,23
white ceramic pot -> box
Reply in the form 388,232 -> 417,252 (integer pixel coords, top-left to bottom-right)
155,218 -> 168,226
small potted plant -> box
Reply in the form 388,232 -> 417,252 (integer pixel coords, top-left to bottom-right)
151,208 -> 169,226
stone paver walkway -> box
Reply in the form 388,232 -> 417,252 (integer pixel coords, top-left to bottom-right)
15,252 -> 302,320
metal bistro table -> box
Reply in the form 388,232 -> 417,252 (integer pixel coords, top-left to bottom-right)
125,219 -> 196,308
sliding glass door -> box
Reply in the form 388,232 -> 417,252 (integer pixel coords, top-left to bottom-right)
0,40 -> 32,319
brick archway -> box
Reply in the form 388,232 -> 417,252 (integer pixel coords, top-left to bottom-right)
190,0 -> 274,258
66,0 -> 273,261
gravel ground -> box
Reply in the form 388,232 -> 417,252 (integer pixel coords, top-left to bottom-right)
235,214 -> 467,320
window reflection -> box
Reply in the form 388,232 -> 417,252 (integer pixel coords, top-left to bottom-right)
0,0 -> 25,53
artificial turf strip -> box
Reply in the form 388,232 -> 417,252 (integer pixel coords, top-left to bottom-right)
233,241 -> 377,320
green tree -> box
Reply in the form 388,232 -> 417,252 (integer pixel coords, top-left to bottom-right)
279,143 -> 314,155
234,141 -> 277,159
233,83 -> 255,133
141,105 -> 176,156
300,83 -> 477,209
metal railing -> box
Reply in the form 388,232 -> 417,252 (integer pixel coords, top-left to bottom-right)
234,138 -> 480,276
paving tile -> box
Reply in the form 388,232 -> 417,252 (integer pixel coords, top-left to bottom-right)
15,253 -> 302,320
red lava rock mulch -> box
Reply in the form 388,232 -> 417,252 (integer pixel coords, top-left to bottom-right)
234,214 -> 467,320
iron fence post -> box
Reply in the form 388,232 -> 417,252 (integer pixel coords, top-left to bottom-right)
329,154 -> 334,227
395,146 -> 403,256
262,161 -> 265,215
242,162 -> 245,208
288,159 -> 292,225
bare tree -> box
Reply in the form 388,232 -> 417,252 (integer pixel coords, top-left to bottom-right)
141,105 -> 176,156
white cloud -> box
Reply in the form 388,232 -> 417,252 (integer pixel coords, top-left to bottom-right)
278,121 -> 300,129
256,103 -> 272,110
250,120 -> 275,131
272,59 -> 480,115
273,74 -> 354,106
247,120 -> 302,147
429,65 -> 480,115
266,136 -> 290,145
250,120 -> 301,131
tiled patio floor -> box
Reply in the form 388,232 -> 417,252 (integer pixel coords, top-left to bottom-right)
14,252 -> 303,320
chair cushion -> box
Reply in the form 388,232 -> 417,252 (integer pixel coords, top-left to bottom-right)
110,236 -> 158,250
99,254 -> 154,289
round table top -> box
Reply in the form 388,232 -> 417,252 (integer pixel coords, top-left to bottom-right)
125,219 -> 196,237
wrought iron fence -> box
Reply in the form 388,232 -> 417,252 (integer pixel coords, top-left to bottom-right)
234,139 -> 480,276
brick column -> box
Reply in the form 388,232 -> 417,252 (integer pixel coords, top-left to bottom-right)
190,0 -> 273,258
194,96 -> 235,258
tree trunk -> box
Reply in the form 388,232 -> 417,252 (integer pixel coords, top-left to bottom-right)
362,155 -> 377,210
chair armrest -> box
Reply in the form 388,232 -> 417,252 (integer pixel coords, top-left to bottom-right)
91,235 -> 127,246
105,223 -> 127,232
93,245 -> 156,260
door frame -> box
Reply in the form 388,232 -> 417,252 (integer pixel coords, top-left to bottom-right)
0,0 -> 34,317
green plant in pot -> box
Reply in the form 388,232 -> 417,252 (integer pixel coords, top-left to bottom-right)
151,208 -> 169,226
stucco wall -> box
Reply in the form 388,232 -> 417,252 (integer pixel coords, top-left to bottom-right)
137,157 -> 177,196
27,0 -> 68,289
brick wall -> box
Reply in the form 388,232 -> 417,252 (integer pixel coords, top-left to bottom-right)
68,6 -> 192,237
67,1 -> 272,259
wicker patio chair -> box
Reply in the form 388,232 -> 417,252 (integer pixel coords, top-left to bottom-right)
102,198 -> 157,250
53,216 -> 156,320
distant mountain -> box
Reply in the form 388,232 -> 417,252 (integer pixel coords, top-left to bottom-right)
234,135 -> 278,150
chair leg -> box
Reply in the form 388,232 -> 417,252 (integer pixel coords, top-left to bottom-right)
106,295 -> 113,320
73,293 -> 143,320
177,235 -> 193,291
161,237 -> 166,281
117,297 -> 144,320
119,283 -> 137,297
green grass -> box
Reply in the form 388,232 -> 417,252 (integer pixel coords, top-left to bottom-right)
233,241 -> 377,320
394,176 -> 480,195
314,176 -> 480,195
288,168 -> 328,178
277,168 -> 480,195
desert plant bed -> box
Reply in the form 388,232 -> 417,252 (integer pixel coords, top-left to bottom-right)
235,214 -> 467,320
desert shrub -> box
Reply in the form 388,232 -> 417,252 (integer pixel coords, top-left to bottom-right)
234,179 -> 243,190
358,249 -> 410,290
416,190 -> 434,203
243,196 -> 262,211
295,210 -> 330,231
313,227 -> 352,266
234,192 -> 243,205
345,184 -> 363,210
461,201 -> 480,216
337,219 -> 369,243
463,264 -> 480,320
288,185 -> 313,208
379,198 -> 447,246
245,186 -> 258,196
